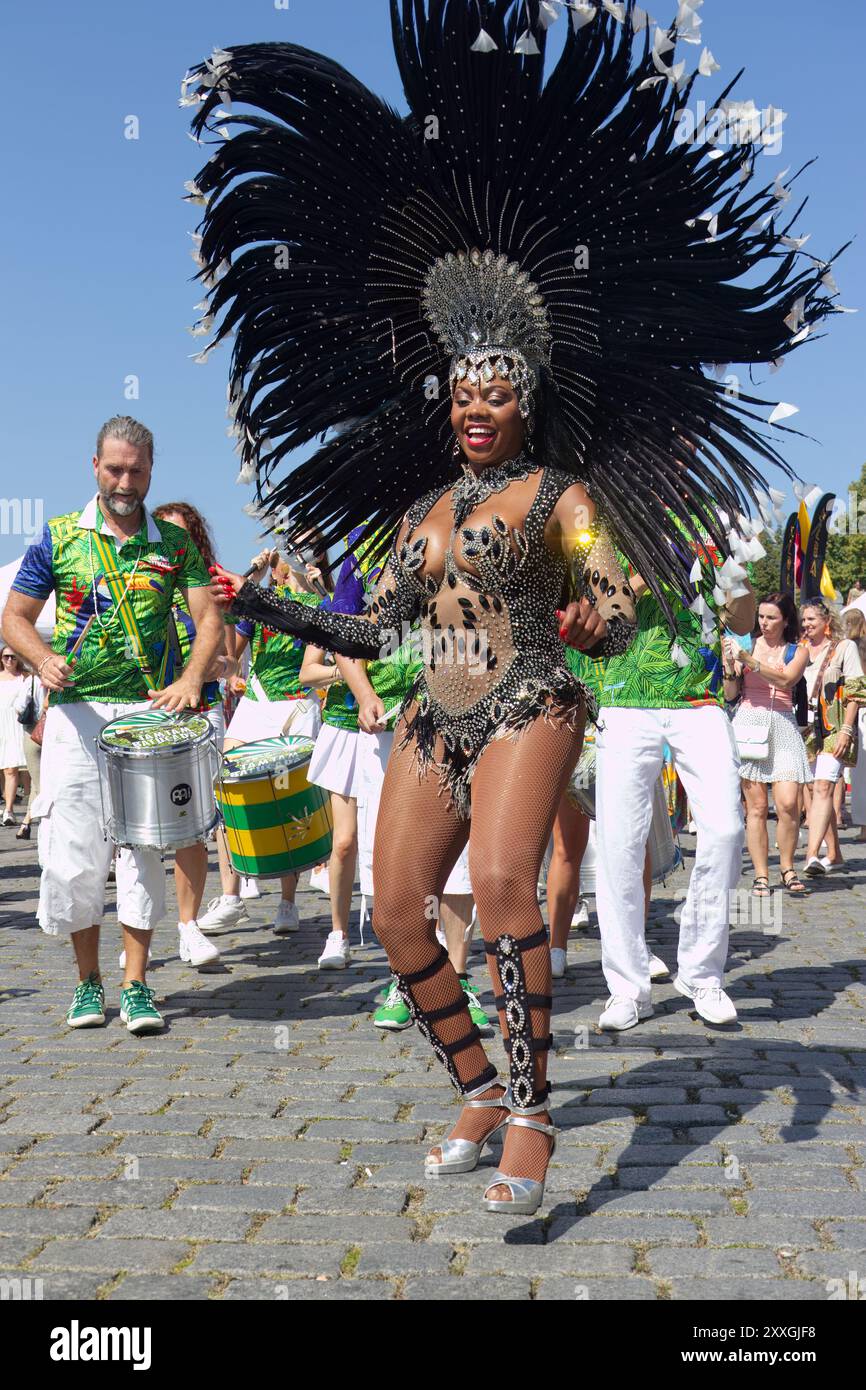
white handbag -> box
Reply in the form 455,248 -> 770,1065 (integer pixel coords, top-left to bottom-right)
735,709 -> 770,761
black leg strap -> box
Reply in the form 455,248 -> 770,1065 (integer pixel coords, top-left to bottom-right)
394,954 -> 494,1097
484,925 -> 548,957
492,931 -> 552,1110
503,1033 -> 553,1056
494,993 -> 552,1012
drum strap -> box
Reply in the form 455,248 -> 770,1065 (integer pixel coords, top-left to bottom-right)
91,529 -> 171,692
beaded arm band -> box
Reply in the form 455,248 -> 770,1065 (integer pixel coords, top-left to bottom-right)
569,524 -> 638,659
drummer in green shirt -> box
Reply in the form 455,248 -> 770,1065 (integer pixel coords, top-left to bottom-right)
2,417 -> 223,1035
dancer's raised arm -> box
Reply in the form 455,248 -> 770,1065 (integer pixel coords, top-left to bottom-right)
210,521 -> 421,660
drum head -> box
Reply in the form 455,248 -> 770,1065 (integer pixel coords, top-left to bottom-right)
220,734 -> 316,783
99,710 -> 210,752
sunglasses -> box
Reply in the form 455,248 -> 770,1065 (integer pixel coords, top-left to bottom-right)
2,653 -> 18,661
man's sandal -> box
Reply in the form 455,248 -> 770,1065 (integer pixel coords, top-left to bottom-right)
751,876 -> 772,898
779,869 -> 809,896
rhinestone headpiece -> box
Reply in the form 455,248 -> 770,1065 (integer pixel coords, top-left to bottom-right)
422,248 -> 552,421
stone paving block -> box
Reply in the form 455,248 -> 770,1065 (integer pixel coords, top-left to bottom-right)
795,1251 -> 866,1282
665,1277 -> 822,1301
403,1276 -> 532,1300
547,1214 -> 699,1246
0,1207 -> 98,1239
748,1192 -> 866,1218
302,1120 -> 426,1143
354,1242 -> 452,1276
535,1276 -> 658,1300
0,1235 -> 44,1265
172,1186 -> 291,1213
188,1242 -> 343,1278
108,1274 -> 217,1300
649,1247 -> 783,1278
825,1221 -> 866,1251
0,1180 -> 49,1205
582,1191 -> 730,1216
31,1238 -> 189,1274
221,1276 -> 394,1300
703,1218 -> 824,1249
255,1214 -> 410,1244
98,1210 -> 252,1241
39,1180 -> 177,1208
468,1241 -> 635,1277
293,1187 -> 409,1215
0,1270 -> 106,1300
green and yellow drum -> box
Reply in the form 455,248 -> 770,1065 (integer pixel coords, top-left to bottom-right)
214,735 -> 333,878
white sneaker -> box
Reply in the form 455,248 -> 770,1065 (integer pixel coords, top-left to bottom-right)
804,856 -> 826,878
550,947 -> 567,979
309,865 -> 330,894
198,895 -> 249,932
318,931 -> 350,970
649,953 -> 669,981
273,900 -> 300,935
118,947 -> 152,971
820,857 -> 844,873
178,921 -> 220,968
571,897 -> 590,928
598,996 -> 653,1031
239,876 -> 261,899
674,975 -> 737,1024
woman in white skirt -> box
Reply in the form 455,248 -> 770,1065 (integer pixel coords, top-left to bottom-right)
800,599 -> 866,875
723,593 -> 811,897
842,607 -> 866,842
0,646 -> 28,826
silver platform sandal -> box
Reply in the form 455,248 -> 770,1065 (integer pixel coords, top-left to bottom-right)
482,1102 -> 557,1215
424,1083 -> 511,1178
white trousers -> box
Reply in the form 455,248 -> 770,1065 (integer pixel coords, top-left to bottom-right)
36,702 -> 166,938
595,705 -> 744,1000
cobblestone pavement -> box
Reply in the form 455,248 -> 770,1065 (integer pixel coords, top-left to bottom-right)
1,819 -> 865,1302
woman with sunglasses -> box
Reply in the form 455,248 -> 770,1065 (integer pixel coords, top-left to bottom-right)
0,647 -> 28,826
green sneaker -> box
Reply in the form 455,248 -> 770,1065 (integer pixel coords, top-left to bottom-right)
119,980 -> 164,1035
373,977 -> 413,1031
460,977 -> 495,1038
66,972 -> 105,1029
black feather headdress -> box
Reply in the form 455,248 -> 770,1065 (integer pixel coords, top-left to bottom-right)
183,0 -> 847,618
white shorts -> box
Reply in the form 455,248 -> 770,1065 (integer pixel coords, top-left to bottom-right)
308,722 -> 360,798
35,701 -> 167,938
353,730 -> 473,898
204,704 -> 226,745
225,694 -> 321,744
812,752 -> 846,784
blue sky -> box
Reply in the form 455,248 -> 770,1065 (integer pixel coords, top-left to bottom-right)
1,0 -> 863,571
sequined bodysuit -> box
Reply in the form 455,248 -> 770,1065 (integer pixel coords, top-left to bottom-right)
230,454 -> 636,818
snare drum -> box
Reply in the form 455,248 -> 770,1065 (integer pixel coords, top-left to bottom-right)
215,735 -> 333,878
96,710 -> 219,852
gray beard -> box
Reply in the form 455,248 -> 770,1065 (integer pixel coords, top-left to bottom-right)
101,489 -> 142,518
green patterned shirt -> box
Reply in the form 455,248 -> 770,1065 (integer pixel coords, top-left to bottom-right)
565,589 -> 724,710
236,587 -> 322,702
12,498 -> 210,705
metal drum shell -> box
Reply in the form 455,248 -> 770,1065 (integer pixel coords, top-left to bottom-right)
215,736 -> 333,879
96,720 -> 219,853
578,776 -> 681,895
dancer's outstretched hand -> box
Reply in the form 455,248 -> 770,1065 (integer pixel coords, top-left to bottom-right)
557,599 -> 608,652
209,564 -> 245,608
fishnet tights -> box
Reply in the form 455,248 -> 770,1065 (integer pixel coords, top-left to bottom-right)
373,704 -> 584,1190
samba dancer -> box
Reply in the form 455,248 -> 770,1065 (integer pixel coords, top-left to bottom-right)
2,417 -> 222,1033
188,3 -> 842,1211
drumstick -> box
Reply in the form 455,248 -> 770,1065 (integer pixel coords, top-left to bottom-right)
374,705 -> 401,728
67,615 -> 96,663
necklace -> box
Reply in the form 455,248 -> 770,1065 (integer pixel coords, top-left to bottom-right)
450,452 -> 536,529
